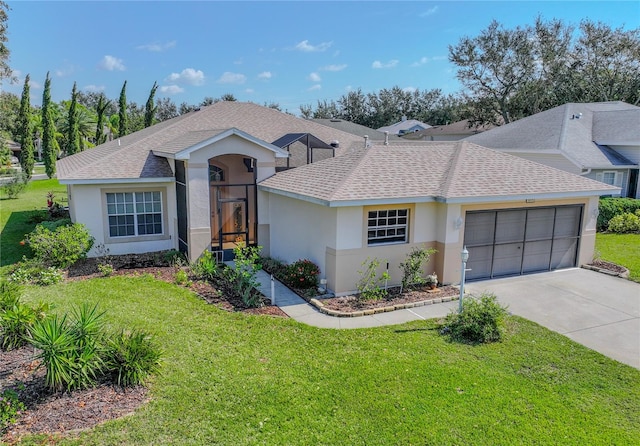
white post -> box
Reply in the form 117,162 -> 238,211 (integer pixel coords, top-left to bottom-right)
459,246 -> 469,313
270,274 -> 275,305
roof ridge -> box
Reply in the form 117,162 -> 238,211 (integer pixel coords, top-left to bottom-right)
438,141 -> 466,198
556,104 -> 573,152
327,148 -> 371,201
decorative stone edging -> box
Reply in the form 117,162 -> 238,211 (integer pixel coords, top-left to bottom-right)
309,294 -> 460,318
581,264 -> 630,279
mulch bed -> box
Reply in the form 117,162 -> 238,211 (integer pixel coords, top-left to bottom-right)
587,259 -> 628,275
319,285 -> 459,313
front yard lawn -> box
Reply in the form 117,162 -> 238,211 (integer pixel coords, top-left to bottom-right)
9,276 -> 640,445
596,233 -> 640,282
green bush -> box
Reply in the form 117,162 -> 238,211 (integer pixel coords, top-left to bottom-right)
260,257 -> 288,278
441,293 -> 508,344
1,301 -> 50,351
9,258 -> 64,286
0,279 -> 22,312
38,218 -> 72,232
25,223 -> 94,268
1,172 -> 27,199
222,244 -> 262,308
191,250 -> 219,281
598,198 -> 640,231
0,389 -> 25,434
174,269 -> 190,286
356,257 -> 390,301
284,259 -> 320,289
399,246 -> 437,290
607,212 -> 640,233
106,329 -> 162,387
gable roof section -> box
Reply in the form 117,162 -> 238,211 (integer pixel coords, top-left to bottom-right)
259,141 -> 619,206
57,102 -> 365,183
377,119 -> 431,135
404,119 -> 494,139
465,102 -> 639,169
592,109 -> 640,144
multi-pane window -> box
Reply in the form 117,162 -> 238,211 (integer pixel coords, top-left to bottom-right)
602,172 -> 616,185
367,209 -> 409,245
107,192 -> 162,238
209,165 -> 224,182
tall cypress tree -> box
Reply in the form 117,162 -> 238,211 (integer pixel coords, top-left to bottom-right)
18,74 -> 34,179
118,80 -> 128,137
65,82 -> 81,155
95,93 -> 109,145
144,81 -> 158,128
41,72 -> 57,178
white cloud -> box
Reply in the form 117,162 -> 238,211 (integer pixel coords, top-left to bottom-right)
217,72 -> 247,84
245,88 -> 254,94
55,64 -> 75,77
419,6 -> 439,17
98,55 -> 126,71
411,57 -> 430,67
294,40 -> 332,52
344,85 -> 353,91
308,72 -> 321,82
166,68 -> 205,86
258,71 -> 272,80
372,59 -> 399,69
83,84 -> 106,93
320,64 -> 347,72
308,84 -> 321,91
136,41 -> 176,52
402,86 -> 417,93
432,55 -> 447,61
159,85 -> 184,95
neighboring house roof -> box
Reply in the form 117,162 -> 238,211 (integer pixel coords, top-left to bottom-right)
57,102 -> 365,182
377,119 -> 431,135
403,119 -> 494,140
259,141 -> 618,206
464,102 -> 639,169
592,109 -> 640,145
311,118 -> 402,141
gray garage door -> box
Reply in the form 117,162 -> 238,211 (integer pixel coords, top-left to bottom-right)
463,206 -> 582,280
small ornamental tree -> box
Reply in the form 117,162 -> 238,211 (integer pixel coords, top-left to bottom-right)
18,73 -> 34,179
118,80 -> 128,137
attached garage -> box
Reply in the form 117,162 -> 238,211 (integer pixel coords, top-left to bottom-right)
464,205 -> 583,280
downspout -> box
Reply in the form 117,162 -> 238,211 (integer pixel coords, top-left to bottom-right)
580,168 -> 591,176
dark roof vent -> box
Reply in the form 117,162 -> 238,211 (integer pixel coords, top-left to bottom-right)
330,140 -> 339,148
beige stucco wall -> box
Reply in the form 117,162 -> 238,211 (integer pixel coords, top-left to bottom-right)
68,181 -> 176,257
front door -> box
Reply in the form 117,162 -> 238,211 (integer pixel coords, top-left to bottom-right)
211,185 -> 257,261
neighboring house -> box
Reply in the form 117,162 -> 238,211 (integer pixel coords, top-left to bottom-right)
377,117 -> 430,136
465,102 -> 640,198
7,140 -> 21,160
311,118 -> 402,144
403,119 -> 494,141
57,102 -> 617,296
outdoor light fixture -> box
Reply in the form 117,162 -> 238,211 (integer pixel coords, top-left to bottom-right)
459,246 -> 469,313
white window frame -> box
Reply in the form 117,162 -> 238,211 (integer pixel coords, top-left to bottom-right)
367,209 -> 409,246
106,191 -> 163,238
596,171 -> 623,187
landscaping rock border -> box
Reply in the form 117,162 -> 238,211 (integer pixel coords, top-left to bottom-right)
582,263 -> 630,279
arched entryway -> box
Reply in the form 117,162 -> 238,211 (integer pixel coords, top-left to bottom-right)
209,155 -> 257,260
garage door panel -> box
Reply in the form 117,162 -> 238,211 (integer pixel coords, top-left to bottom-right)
492,243 -> 523,277
464,212 -> 495,246
554,207 -> 581,238
551,238 -> 578,269
495,210 -> 526,243
466,246 -> 493,280
522,240 -> 552,273
525,208 -> 555,240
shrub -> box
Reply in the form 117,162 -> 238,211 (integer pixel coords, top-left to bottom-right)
1,301 -> 50,351
98,263 -> 115,277
441,293 -> 508,344
25,223 -> 94,268
598,198 -> 640,231
260,257 -> 288,279
356,257 -> 390,301
39,218 -> 72,232
1,172 -> 27,199
0,389 -> 25,434
163,249 -> 186,266
106,329 -> 162,387
222,243 -> 262,308
607,212 -> 640,233
174,269 -> 190,286
284,259 -> 320,289
399,246 -> 437,290
0,279 -> 22,312
191,250 -> 218,281
9,259 -> 64,286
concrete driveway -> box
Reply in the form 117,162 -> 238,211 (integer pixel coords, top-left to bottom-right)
466,268 -> 640,369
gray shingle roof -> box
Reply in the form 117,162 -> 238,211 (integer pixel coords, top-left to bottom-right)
259,141 -> 618,205
592,109 -> 640,144
311,118 -> 402,141
404,119 -> 494,139
465,102 -> 639,169
57,102 -> 365,181
377,119 -> 431,135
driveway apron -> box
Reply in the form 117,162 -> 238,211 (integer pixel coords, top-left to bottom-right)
466,268 -> 640,369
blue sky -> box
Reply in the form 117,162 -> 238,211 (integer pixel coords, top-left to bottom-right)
3,1 -> 639,114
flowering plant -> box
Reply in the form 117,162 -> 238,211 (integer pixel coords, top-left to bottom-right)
284,259 -> 320,289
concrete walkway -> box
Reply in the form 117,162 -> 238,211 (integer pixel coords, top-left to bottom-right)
466,268 -> 640,370
254,269 -> 457,329
256,268 -> 639,369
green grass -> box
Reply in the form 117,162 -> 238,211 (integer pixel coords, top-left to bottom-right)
596,233 -> 640,282
0,179 -> 66,268
12,276 -> 640,445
